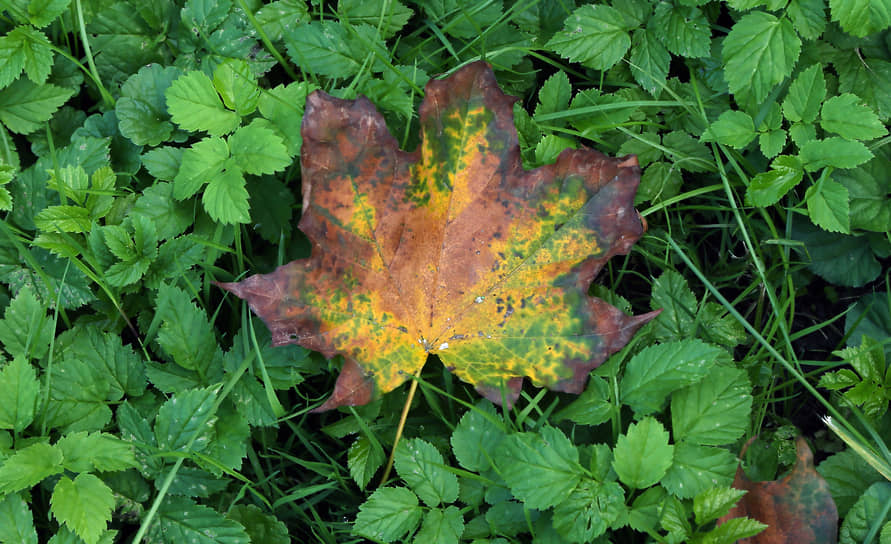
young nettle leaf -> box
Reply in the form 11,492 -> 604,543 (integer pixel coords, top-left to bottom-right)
620,339 -> 724,416
450,400 -> 505,472
154,386 -> 217,453
0,286 -> 53,360
660,443 -> 737,499
799,136 -> 873,171
830,0 -> 891,37
414,506 -> 464,544
49,473 -> 115,544
498,426 -> 583,510
338,0 -> 413,39
0,357 -> 40,433
612,417 -> 674,489
671,365 -> 752,445
213,59 -> 260,116
746,155 -> 804,207
552,479 -> 626,542
819,336 -> 890,418
722,11 -> 801,103
148,497 -> 250,544
394,438 -> 459,506
556,375 -> 613,426
102,216 -> 159,287
349,435 -> 386,490
0,78 -> 74,134
353,487 -> 423,542
650,3 -> 710,58
56,431 -> 138,473
155,283 -> 221,374
254,0 -> 310,42
219,62 -> 655,409
701,111 -> 756,149
629,28 -> 671,95
0,441 -> 63,494
534,70 -> 572,123
805,176 -> 851,234
0,493 -> 38,544
547,5 -> 632,71
694,486 -> 747,526
820,93 -> 888,141
258,81 -> 318,157
166,71 -> 240,137
782,63 -> 825,124
283,20 -> 381,79
0,26 -> 54,88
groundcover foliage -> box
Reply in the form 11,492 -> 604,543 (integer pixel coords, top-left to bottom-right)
0,0 -> 889,542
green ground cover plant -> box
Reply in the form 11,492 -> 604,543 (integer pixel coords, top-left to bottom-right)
0,0 -> 889,542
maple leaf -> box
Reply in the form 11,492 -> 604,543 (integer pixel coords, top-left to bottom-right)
219,61 -> 657,410
720,436 -> 838,543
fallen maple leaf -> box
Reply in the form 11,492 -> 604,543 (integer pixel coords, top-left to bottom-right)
219,61 -> 657,410
720,436 -> 838,543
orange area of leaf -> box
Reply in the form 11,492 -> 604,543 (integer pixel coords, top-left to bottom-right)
219,61 -> 657,410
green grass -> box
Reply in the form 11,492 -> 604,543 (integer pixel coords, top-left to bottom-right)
0,0 -> 889,542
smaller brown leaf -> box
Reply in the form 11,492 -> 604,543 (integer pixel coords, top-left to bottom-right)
720,436 -> 838,543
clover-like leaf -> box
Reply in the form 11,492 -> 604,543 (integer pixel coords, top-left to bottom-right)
219,62 -> 656,410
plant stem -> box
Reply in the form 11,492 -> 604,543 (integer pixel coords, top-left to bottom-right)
379,367 -> 422,486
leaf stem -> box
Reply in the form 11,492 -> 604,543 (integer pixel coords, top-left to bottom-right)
379,366 -> 422,486
73,0 -> 114,108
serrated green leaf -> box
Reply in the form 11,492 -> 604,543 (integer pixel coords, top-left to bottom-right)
284,20 -> 362,78
150,497 -> 250,544
156,465 -> 228,497
723,12 -> 801,102
830,0 -> 891,37
800,137 -> 874,171
694,486 -> 747,525
671,366 -> 752,445
413,506 -> 463,544
213,59 -> 259,116
621,339 -> 723,415
202,162 -> 249,224
556,375 -> 613,426
534,134 -> 576,165
0,493 -> 38,544
57,431 -> 137,473
787,0 -> 828,38
154,386 -> 217,453
33,205 -> 91,233
0,441 -> 63,494
652,3 -> 710,57
416,0 -> 503,39
702,110 -> 756,148
116,64 -> 182,146
228,120 -> 290,175
0,286 -> 52,361
840,482 -> 891,542
0,357 -> 39,433
837,56 -> 891,120
759,128 -> 787,157
662,130 -> 713,172
612,417 -> 674,489
546,4 -> 631,70
255,0 -> 310,41
661,443 -> 737,499
354,487 -> 423,543
630,29 -> 670,95
0,26 -> 53,87
552,479 -> 625,542
349,435 -> 385,490
450,400 -> 505,472
45,353 -> 113,432
205,404 -> 248,472
50,473 -> 114,544
0,79 -> 74,134
704,516 -> 768,543
746,154 -> 803,206
394,438 -> 458,506
131,182 -> 192,240
637,161 -> 682,204
806,177 -> 850,233
258,81 -> 316,157
820,93 -> 888,140
339,0 -> 413,39
174,136 -> 229,199
818,368 -> 861,390
156,283 -> 221,373
27,0 -> 71,27
498,426 -> 582,509
166,71 -> 239,137
649,269 -> 697,341
181,0 -> 231,33
534,70 -> 571,121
